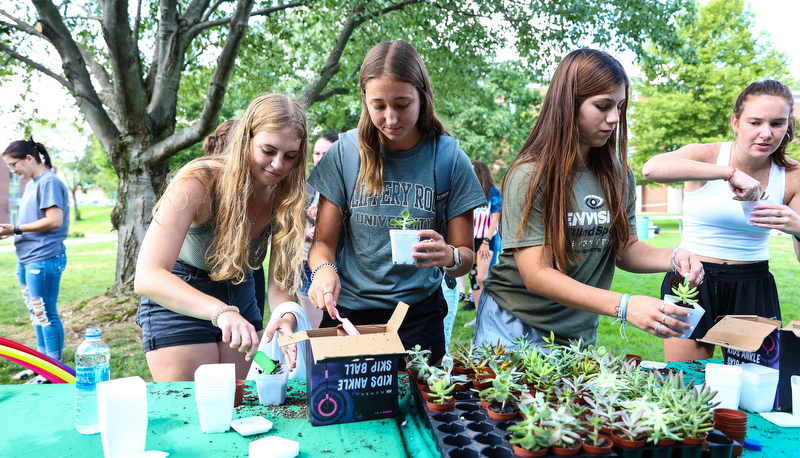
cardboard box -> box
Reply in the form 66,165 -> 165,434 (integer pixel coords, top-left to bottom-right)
279,302 -> 409,425
699,316 -> 800,411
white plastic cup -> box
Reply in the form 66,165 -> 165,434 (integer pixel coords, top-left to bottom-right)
705,363 -> 743,411
389,229 -> 420,265
664,295 -> 706,339
792,375 -> 800,417
740,201 -> 758,226
738,363 -> 779,412
97,376 -> 147,458
255,365 -> 289,406
194,363 -> 235,433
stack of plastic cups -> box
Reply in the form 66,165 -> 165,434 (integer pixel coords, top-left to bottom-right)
713,408 -> 748,458
705,363 -> 743,410
194,363 -> 236,433
97,376 -> 148,458
738,363 -> 779,412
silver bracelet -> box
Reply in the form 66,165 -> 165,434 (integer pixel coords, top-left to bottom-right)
670,248 -> 679,272
310,262 -> 338,283
211,305 -> 239,327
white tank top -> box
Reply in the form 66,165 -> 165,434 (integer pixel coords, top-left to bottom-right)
680,142 -> 785,261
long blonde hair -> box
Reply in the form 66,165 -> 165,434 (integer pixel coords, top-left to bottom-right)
357,40 -> 448,195
156,94 -> 308,294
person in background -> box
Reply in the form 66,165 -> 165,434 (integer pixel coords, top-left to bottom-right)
642,79 -> 799,362
463,160 -> 502,328
473,49 -> 704,351
1,137 -> 70,384
308,40 -> 485,364
134,94 -> 307,381
296,133 -> 339,328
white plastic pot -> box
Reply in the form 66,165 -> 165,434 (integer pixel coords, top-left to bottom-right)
389,229 -> 421,265
254,365 -> 288,406
664,295 -> 706,339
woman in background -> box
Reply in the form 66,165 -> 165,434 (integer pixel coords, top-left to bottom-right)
2,137 -> 70,384
643,79 -> 799,362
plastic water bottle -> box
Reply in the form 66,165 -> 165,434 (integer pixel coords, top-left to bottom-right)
75,327 -> 110,434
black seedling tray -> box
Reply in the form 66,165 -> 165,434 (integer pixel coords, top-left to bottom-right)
413,384 -> 733,458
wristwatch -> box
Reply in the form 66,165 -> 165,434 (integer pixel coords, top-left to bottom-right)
13,225 -> 22,235
443,244 -> 462,272
482,237 -> 491,245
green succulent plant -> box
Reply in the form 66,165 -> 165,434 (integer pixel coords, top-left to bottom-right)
670,282 -> 699,306
389,209 -> 419,230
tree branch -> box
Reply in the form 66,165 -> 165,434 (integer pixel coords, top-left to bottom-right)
0,43 -> 72,90
186,1 -> 305,37
76,43 -> 113,93
300,0 -> 422,107
132,0 -> 142,44
99,0 -> 147,131
30,0 -> 120,155
0,9 -> 47,39
202,0 -> 228,21
316,87 -> 349,102
150,0 -> 256,163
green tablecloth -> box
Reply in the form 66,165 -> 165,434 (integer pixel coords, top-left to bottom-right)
1,362 -> 796,457
0,377 -> 437,458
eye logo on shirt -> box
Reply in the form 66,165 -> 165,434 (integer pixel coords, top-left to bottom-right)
584,195 -> 604,210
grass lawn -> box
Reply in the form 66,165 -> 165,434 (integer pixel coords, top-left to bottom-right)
2,211 -> 798,384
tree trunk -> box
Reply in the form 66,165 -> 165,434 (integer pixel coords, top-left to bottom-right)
107,143 -> 169,297
70,188 -> 82,221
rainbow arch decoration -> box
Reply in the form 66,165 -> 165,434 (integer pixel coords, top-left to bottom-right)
0,336 -> 75,383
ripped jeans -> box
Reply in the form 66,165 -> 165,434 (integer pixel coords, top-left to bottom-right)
17,251 -> 67,361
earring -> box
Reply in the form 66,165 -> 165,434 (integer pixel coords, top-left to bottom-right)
733,131 -> 738,141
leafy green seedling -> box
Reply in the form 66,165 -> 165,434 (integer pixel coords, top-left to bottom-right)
389,210 -> 419,230
253,351 -> 276,374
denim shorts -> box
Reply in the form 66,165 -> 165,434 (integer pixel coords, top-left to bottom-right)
297,261 -> 312,297
137,261 -> 264,352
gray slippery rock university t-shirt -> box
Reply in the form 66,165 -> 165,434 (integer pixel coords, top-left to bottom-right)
482,161 -> 637,346
309,131 -> 485,311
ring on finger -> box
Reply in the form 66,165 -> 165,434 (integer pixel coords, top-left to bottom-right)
660,303 -> 665,313
661,314 -> 667,325
655,323 -> 663,334
779,210 -> 783,217
323,291 -> 333,295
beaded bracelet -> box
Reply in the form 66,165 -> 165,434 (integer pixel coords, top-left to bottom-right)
670,248 -> 680,272
211,305 -> 240,327
310,262 -> 338,283
724,167 -> 737,182
612,293 -> 631,342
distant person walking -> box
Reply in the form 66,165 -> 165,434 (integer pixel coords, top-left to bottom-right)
2,137 -> 70,384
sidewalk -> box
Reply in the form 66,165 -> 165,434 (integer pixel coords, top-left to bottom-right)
0,233 -> 117,253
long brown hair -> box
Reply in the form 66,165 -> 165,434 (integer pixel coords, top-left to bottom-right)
357,40 -> 448,195
472,160 -> 497,201
506,49 -> 630,273
733,80 -> 796,169
156,94 -> 308,294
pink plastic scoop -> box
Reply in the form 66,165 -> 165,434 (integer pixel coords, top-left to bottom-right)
333,307 -> 360,336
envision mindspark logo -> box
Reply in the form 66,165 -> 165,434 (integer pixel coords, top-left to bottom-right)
584,195 -> 604,209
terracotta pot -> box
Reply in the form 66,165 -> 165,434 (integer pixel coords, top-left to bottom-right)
512,445 -> 548,458
234,379 -> 246,407
469,377 -> 492,390
451,383 -> 466,392
550,443 -> 581,456
680,433 -> 707,446
581,437 -> 612,455
713,408 -> 748,421
486,405 -> 518,421
649,438 -> 676,447
406,369 -> 419,380
625,354 -> 642,366
426,399 -> 455,412
452,362 -> 473,375
480,399 -> 491,410
419,388 -> 433,402
611,432 -> 646,449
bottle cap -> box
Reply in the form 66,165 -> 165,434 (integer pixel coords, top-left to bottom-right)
743,438 -> 762,451
85,327 -> 102,338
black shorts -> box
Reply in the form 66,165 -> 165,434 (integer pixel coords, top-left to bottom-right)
137,261 -> 264,352
320,287 -> 448,364
659,261 -> 780,339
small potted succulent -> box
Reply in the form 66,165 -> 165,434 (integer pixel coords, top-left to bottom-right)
253,356 -> 288,406
540,403 -> 584,456
477,365 -> 525,420
425,377 -> 455,412
508,401 -> 552,458
609,409 -> 651,449
389,209 -> 420,265
580,411 -> 613,455
664,273 -> 705,339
